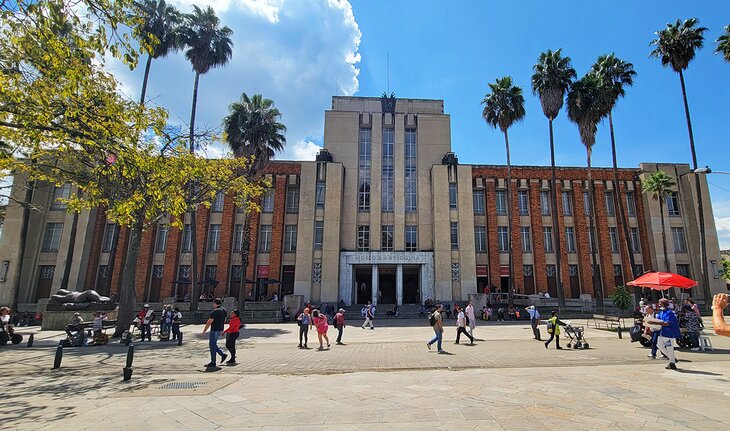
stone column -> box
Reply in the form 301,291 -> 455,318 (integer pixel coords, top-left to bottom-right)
396,264 -> 404,306
371,264 -> 379,305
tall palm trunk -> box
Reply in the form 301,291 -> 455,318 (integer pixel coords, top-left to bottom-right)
548,119 -> 565,307
188,71 -> 201,311
59,189 -> 82,290
140,54 -> 153,107
11,178 -> 35,311
586,153 -> 604,311
678,70 -> 711,305
114,219 -> 144,336
658,195 -> 671,272
504,130 -> 514,308
608,111 -> 639,304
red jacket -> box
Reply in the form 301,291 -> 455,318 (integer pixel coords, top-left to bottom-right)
224,316 -> 241,334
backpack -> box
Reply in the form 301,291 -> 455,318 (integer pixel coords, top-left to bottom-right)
546,319 -> 555,334
428,313 -> 437,326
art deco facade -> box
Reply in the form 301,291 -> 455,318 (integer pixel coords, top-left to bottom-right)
0,96 -> 726,307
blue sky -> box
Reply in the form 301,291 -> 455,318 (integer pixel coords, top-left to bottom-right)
106,0 -> 730,247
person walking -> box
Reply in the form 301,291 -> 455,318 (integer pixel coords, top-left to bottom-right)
544,311 -> 566,349
681,304 -> 701,351
312,309 -> 331,350
160,305 -> 173,340
526,305 -> 541,340
201,298 -> 228,368
171,307 -> 182,341
334,308 -> 346,345
223,309 -> 241,365
656,298 -> 681,370
137,304 -> 154,342
465,300 -> 477,338
643,305 -> 664,359
454,305 -> 475,345
297,308 -> 312,349
426,304 -> 446,353
361,301 -> 375,330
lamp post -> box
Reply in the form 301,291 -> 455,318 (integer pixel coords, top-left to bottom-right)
679,166 -> 712,309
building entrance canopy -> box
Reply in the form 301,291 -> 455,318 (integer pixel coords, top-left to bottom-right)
339,252 -> 434,306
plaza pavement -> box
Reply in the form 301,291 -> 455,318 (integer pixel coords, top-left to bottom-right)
2,318 -> 730,430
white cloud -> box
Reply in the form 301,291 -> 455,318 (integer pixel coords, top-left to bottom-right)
106,0 -> 361,162
713,198 -> 730,250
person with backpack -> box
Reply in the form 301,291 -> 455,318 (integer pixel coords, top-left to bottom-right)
454,305 -> 474,345
334,308 -> 346,345
426,304 -> 446,353
361,302 -> 375,330
223,309 -> 241,365
544,310 -> 567,349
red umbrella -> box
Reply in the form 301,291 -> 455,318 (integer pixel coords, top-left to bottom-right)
626,271 -> 697,291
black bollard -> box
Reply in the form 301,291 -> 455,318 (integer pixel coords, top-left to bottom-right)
177,331 -> 183,346
52,343 -> 63,369
125,345 -> 134,368
27,333 -> 34,348
123,367 -> 133,381
617,325 -> 623,339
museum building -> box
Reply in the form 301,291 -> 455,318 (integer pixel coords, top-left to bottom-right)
0,96 -> 726,308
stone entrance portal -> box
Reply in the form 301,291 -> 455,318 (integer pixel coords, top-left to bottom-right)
339,252 -> 434,306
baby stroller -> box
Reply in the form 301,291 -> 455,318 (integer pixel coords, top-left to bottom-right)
563,323 -> 589,349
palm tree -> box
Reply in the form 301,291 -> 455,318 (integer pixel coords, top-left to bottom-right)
650,18 -> 712,306
590,53 -> 638,301
135,0 -> 183,106
531,49 -> 576,307
223,93 -> 287,310
180,5 -> 233,311
716,25 -> 730,62
566,73 -> 609,311
481,76 -> 526,308
642,171 -> 677,273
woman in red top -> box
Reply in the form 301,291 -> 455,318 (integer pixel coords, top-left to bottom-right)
223,309 -> 241,365
312,309 -> 330,350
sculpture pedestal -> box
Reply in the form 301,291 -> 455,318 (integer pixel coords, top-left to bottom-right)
41,308 -> 118,331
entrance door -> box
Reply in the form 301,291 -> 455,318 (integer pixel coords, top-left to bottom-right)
379,266 -> 396,304
403,266 -> 420,304
36,265 -> 55,301
355,267 -> 371,304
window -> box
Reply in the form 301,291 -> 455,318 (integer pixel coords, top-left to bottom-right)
521,227 -> 532,253
448,183 -> 458,209
151,265 -> 163,280
211,191 -> 225,213
316,181 -> 326,208
381,127 -> 395,212
314,221 -> 324,250
539,191 -> 550,216
51,183 -> 72,210
178,265 -> 191,281
583,191 -> 591,216
565,227 -> 576,253
155,225 -> 169,253
588,227 -> 597,252
405,129 -> 417,213
609,227 -> 619,253
204,265 -> 217,282
357,226 -> 370,251
405,225 -> 418,251
672,227 -> 687,253
626,192 -> 636,217
676,264 -> 690,278
562,191 -> 573,216
520,190 -> 530,215
358,128 -> 372,211
286,187 -> 300,213
473,189 -> 485,215
259,225 -> 272,253
523,265 -> 534,277
284,225 -> 297,252
632,264 -> 644,277
546,265 -> 557,277
208,224 -> 221,252
450,222 -> 459,250
231,265 -> 243,281
102,223 -> 117,253
236,203 -> 245,214
42,223 -> 63,252
233,224 -> 244,252
496,190 -> 507,215
381,225 -> 394,251
613,264 -> 623,277
262,189 -> 274,213
543,227 -> 554,253
474,226 -> 486,252
497,226 -> 509,252
181,224 -> 192,252
605,191 -> 615,216
667,192 -> 680,216
630,227 -> 641,253
569,264 -> 579,277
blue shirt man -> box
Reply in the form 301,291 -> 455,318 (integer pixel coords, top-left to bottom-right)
656,298 -> 680,370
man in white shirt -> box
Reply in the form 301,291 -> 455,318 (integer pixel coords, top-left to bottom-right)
465,300 -> 477,338
526,305 -> 541,340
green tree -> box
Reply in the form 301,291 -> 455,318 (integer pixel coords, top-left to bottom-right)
566,73 -> 609,311
641,171 -> 677,273
715,25 -> 730,63
590,53 -> 639,301
481,76 -> 526,308
179,5 -> 233,310
721,258 -> 730,280
531,48 -> 576,307
608,285 -> 633,313
650,18 -> 711,305
223,93 -> 287,309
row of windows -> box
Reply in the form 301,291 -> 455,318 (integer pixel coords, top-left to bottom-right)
514,263 -> 654,280
357,225 -> 418,252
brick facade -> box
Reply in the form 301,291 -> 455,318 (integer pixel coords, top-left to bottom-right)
215,196 -> 236,298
